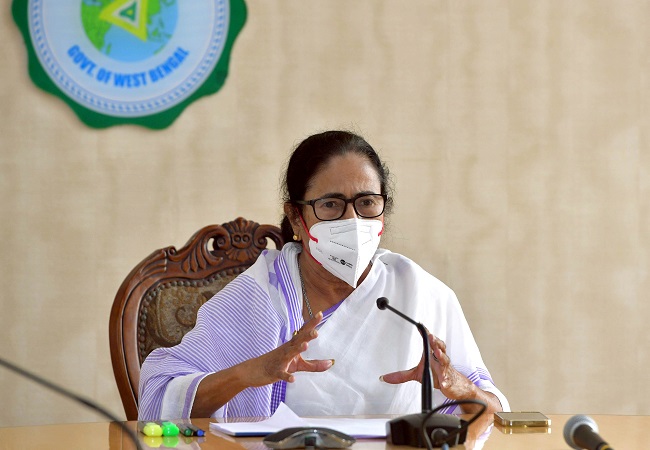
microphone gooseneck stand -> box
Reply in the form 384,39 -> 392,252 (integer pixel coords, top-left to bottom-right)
0,357 -> 143,450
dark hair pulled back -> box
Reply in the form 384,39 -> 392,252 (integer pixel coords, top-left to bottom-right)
280,130 -> 393,243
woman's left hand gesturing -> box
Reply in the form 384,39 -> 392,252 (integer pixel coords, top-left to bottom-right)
427,334 -> 476,400
380,333 -> 474,400
379,333 -> 501,414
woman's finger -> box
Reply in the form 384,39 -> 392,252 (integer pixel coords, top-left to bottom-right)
379,367 -> 419,384
296,311 -> 324,336
296,358 -> 334,373
431,335 -> 447,353
428,334 -> 450,366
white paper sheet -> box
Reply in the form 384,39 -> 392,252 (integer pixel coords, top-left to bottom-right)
209,403 -> 389,438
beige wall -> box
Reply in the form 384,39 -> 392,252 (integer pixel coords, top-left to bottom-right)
1,1 -> 648,426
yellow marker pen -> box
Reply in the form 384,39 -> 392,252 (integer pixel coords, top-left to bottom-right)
137,421 -> 163,437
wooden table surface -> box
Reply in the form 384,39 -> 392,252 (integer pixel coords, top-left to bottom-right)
0,414 -> 643,449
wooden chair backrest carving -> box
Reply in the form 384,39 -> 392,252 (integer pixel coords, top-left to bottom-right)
109,217 -> 284,420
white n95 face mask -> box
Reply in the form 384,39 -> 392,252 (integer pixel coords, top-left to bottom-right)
306,218 -> 383,288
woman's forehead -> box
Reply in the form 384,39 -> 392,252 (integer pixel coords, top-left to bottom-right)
306,153 -> 381,196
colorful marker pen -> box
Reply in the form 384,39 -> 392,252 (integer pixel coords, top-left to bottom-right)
177,423 -> 194,437
138,421 -> 163,437
178,420 -> 205,437
156,420 -> 180,437
187,423 -> 205,437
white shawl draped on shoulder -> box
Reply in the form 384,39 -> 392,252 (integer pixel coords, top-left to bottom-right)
286,247 -> 509,415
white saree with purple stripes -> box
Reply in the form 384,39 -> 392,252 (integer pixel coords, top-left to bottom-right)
138,243 -> 509,420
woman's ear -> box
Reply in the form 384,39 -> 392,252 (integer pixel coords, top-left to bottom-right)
284,203 -> 300,236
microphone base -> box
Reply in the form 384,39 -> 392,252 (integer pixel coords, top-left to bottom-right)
386,413 -> 467,448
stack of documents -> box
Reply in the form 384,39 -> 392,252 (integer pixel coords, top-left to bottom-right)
210,403 -> 389,438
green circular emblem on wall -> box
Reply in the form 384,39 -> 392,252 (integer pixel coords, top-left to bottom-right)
12,0 -> 246,129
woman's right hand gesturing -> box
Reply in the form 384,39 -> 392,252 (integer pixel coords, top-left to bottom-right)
249,311 -> 334,386
191,311 -> 332,417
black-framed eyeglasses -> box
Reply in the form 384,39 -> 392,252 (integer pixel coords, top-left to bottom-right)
295,193 -> 387,221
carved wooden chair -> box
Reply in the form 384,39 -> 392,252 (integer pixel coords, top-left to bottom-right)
109,217 -> 284,420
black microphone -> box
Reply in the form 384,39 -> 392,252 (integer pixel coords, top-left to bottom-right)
376,297 -> 433,411
563,415 -> 614,450
0,356 -> 142,450
376,297 -> 466,448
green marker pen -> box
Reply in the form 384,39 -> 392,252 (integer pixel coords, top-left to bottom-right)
177,422 -> 194,437
156,420 -> 180,437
